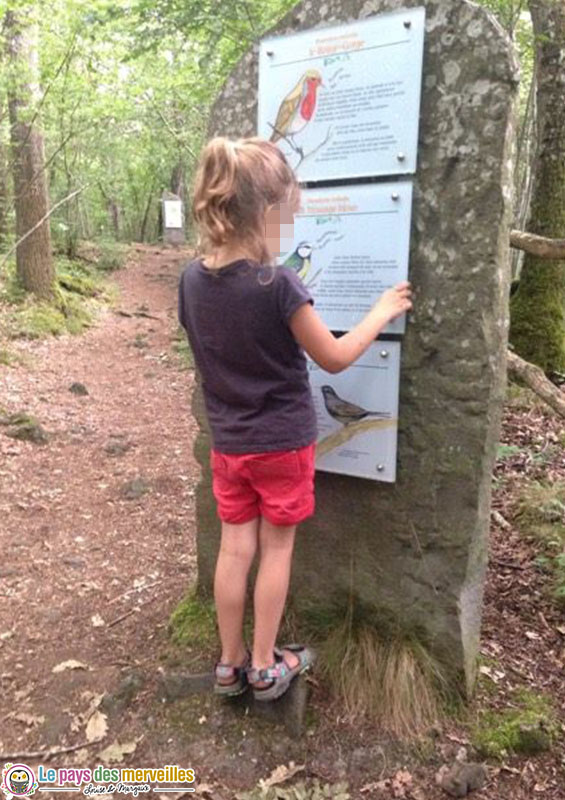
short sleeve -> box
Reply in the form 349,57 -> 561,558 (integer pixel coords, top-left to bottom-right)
275,267 -> 314,323
178,268 -> 188,330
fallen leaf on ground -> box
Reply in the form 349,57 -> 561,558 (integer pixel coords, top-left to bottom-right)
52,659 -> 90,673
86,710 -> 108,742
97,740 -> 137,762
259,762 -> 305,788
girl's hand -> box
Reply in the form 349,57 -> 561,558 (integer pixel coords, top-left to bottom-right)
374,281 -> 413,322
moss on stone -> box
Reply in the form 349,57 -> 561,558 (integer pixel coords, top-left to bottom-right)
1,253 -> 117,340
471,688 -> 558,759
168,587 -> 218,648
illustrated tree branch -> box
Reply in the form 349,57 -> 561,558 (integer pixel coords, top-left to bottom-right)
510,229 -> 565,259
0,184 -> 89,271
507,349 -> 565,418
316,417 -> 398,458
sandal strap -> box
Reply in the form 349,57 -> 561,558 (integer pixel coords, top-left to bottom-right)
248,656 -> 291,684
215,649 -> 251,679
215,663 -> 238,679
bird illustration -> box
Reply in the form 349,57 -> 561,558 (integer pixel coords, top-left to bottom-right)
9,768 -> 32,794
270,70 -> 323,148
321,385 -> 391,426
281,241 -> 313,282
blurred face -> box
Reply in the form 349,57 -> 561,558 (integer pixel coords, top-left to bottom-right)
264,194 -> 299,259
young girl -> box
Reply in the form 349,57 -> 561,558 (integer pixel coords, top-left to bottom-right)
178,136 -> 412,701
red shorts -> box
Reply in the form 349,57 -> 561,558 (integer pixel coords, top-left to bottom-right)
210,442 -> 316,526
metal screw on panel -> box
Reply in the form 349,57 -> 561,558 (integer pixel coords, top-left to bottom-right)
397,152 -> 405,161
404,20 -> 412,28
376,464 -> 385,472
266,50 -> 274,57
391,192 -> 400,201
380,349 -> 389,358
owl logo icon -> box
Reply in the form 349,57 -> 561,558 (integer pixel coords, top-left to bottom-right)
1,764 -> 37,798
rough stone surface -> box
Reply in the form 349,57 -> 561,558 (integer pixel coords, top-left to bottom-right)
193,0 -> 519,696
157,669 -> 310,737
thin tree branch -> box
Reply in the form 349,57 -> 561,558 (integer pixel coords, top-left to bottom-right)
0,184 -> 89,270
507,349 -> 565,418
316,417 -> 397,458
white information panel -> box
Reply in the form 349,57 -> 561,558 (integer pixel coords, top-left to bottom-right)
258,7 -> 425,181
308,341 -> 400,482
280,181 -> 412,334
164,200 -> 183,229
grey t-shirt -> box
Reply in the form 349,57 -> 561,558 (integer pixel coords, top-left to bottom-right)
178,257 -> 318,453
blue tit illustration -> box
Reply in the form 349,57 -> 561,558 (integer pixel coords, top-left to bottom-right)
281,241 -> 313,282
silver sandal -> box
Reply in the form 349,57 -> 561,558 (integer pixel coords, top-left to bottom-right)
214,649 -> 251,696
247,644 -> 315,701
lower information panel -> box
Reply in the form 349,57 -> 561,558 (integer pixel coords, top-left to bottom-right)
307,340 -> 401,482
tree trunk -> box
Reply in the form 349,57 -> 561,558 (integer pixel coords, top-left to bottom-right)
5,10 -> 54,299
0,136 -> 9,247
509,0 -> 565,373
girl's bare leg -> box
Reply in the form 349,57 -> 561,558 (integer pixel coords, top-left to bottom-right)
214,517 -> 259,680
252,517 -> 300,683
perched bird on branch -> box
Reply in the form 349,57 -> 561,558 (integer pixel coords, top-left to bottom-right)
270,70 -> 323,147
321,385 -> 391,426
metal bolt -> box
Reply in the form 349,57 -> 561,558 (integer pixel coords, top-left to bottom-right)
397,152 -> 405,161
266,50 -> 274,57
380,349 -> 389,358
376,464 -> 385,472
404,20 -> 412,28
391,192 -> 399,201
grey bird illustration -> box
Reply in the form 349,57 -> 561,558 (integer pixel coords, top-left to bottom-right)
321,385 -> 391,426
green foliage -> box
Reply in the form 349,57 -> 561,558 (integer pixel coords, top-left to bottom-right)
96,241 -> 129,272
512,479 -> 565,606
0,0 -> 299,258
471,688 -> 558,760
496,442 -> 523,461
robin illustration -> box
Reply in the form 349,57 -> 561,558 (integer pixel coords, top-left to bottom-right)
281,241 -> 313,282
321,385 -> 391,426
270,70 -> 323,148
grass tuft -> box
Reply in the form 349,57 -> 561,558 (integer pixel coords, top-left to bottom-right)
316,615 -> 451,738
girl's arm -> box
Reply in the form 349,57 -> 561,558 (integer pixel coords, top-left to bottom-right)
289,281 -> 413,374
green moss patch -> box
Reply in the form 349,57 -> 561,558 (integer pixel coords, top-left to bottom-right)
168,588 -> 218,648
471,688 -> 559,760
0,253 -> 118,340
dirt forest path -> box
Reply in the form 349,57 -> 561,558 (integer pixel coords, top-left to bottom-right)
2,245 -> 565,799
0,246 -> 200,769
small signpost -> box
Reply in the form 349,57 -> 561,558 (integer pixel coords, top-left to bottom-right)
162,191 -> 185,246
260,7 -> 425,481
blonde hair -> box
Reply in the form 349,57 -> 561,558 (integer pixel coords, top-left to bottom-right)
192,136 -> 300,265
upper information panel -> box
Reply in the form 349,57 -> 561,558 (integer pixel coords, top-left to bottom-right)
258,7 -> 425,182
